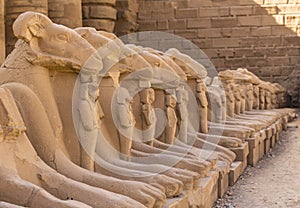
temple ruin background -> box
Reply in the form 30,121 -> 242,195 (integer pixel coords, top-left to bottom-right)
0,0 -> 299,106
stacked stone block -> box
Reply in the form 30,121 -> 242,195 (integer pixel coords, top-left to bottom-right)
114,0 -> 139,36
48,0 -> 82,28
4,0 -> 48,55
82,0 -> 117,32
137,0 -> 300,107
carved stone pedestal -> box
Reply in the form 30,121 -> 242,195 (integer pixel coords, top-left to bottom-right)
246,133 -> 260,167
259,130 -> 266,160
163,170 -> 220,208
217,161 -> 230,198
230,142 -> 249,163
230,142 -> 249,169
275,119 -> 282,143
164,194 -> 189,208
264,127 -> 273,154
282,115 -> 289,131
269,124 -> 277,148
275,119 -> 283,142
197,170 -> 219,208
229,142 -> 249,186
229,161 -> 244,186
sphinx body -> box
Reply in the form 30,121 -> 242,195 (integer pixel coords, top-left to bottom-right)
0,11 -> 297,208
0,11 -> 168,208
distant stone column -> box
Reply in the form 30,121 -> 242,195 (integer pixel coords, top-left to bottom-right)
82,0 -> 117,32
0,0 -> 5,63
48,0 -> 82,28
5,0 -> 48,55
114,0 -> 139,36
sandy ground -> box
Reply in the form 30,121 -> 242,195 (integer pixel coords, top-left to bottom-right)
214,110 -> 300,208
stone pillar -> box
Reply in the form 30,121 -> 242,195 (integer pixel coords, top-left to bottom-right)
82,0 -> 117,32
114,0 -> 139,36
48,0 -> 82,28
5,0 -> 48,55
0,0 -> 5,64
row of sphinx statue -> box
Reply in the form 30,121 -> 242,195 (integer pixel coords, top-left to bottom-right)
0,11 -> 297,208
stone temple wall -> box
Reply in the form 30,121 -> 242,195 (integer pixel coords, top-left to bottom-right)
0,0 -> 299,106
48,0 -> 82,28
4,0 -> 48,55
82,0 -> 117,32
114,0 -> 139,36
136,0 -> 300,107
